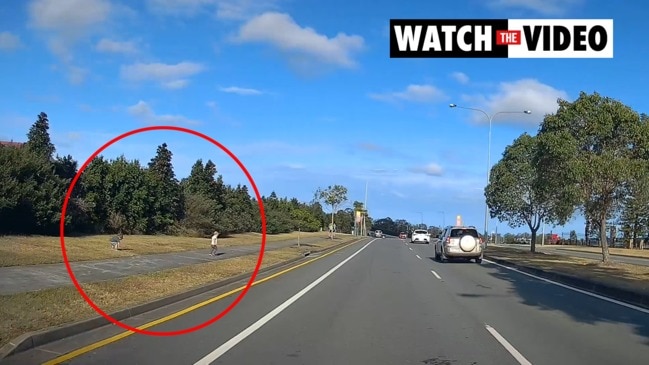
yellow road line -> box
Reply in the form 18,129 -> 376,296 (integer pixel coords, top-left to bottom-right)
42,238 -> 366,365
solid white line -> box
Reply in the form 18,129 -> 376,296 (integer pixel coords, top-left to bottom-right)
416,255 -> 422,260
192,239 -> 377,365
430,270 -> 442,280
485,324 -> 532,365
483,259 -> 649,314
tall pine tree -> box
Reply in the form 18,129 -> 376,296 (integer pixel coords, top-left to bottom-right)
147,143 -> 182,232
26,112 -> 55,160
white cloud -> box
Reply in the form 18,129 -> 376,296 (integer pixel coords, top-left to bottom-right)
28,0 -> 112,60
27,0 -> 119,84
162,79 -> 190,89
127,101 -> 201,125
145,0 -> 215,16
282,163 -> 306,170
369,84 -> 447,104
144,0 -> 281,19
0,32 -> 22,50
220,86 -> 263,95
411,163 -> 444,177
216,0 -> 282,20
391,190 -> 407,198
353,169 -> 483,193
461,79 -> 568,126
96,38 -> 138,54
234,12 -> 365,69
232,140 -> 331,156
205,101 -> 242,127
450,72 -> 469,84
120,62 -> 206,89
358,142 -> 385,152
66,66 -> 88,85
486,0 -> 584,15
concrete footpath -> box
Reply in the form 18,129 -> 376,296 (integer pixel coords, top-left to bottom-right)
0,237 -> 325,295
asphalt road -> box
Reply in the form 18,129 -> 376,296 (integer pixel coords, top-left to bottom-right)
6,237 -> 649,365
494,244 -> 649,266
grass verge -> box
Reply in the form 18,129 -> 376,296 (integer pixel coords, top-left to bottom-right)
548,245 -> 649,259
484,246 -> 649,295
0,231 -> 331,267
0,235 -> 359,349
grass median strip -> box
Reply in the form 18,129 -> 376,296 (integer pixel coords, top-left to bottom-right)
0,236 -> 358,349
485,246 -> 649,295
0,231 -> 328,267
549,245 -> 649,259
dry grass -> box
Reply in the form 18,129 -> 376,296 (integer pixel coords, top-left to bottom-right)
0,231 -> 334,267
485,246 -> 649,295
550,245 -> 649,259
0,235 -> 360,349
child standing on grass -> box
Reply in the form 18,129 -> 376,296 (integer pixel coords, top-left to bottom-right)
210,230 -> 219,256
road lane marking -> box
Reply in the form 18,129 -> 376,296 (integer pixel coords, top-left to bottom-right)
409,247 -> 413,251
192,239 -> 376,364
41,238 -> 370,365
485,324 -> 532,365
416,255 -> 422,260
430,270 -> 442,280
484,259 -> 649,314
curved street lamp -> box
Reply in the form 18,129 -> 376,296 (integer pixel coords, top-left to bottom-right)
449,103 -> 532,241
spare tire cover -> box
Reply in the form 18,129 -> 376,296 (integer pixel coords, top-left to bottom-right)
459,235 -> 477,252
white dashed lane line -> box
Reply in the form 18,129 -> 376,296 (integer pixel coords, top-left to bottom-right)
430,270 -> 442,280
485,324 -> 533,365
416,255 -> 422,260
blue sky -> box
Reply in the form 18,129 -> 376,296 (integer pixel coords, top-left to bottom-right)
0,0 -> 647,235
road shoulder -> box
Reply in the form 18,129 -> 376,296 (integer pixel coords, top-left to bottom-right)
484,247 -> 649,311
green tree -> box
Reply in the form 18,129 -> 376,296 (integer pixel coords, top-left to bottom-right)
105,156 -> 153,234
486,133 -> 572,253
334,208 -> 354,234
536,92 -> 645,262
0,145 -> 64,233
147,143 -> 182,233
26,112 -> 55,160
619,168 -> 649,248
315,184 -> 348,238
372,217 -> 398,236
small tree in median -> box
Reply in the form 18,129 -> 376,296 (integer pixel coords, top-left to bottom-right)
315,185 -> 348,238
485,133 -> 572,253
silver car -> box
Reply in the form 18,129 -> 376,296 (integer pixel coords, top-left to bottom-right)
434,225 -> 483,263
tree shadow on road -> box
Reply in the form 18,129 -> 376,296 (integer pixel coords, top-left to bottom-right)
484,263 -> 649,345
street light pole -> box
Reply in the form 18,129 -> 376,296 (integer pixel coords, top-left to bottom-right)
449,104 -> 532,239
415,211 -> 423,228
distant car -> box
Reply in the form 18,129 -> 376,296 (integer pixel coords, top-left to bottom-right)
374,230 -> 385,238
411,229 -> 430,244
399,232 -> 407,239
434,225 -> 483,263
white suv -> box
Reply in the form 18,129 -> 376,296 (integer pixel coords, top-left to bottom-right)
411,229 -> 430,244
434,225 -> 483,263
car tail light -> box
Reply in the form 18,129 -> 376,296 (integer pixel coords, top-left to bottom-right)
445,237 -> 451,244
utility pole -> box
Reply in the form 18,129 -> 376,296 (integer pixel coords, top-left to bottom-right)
364,181 -> 369,236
